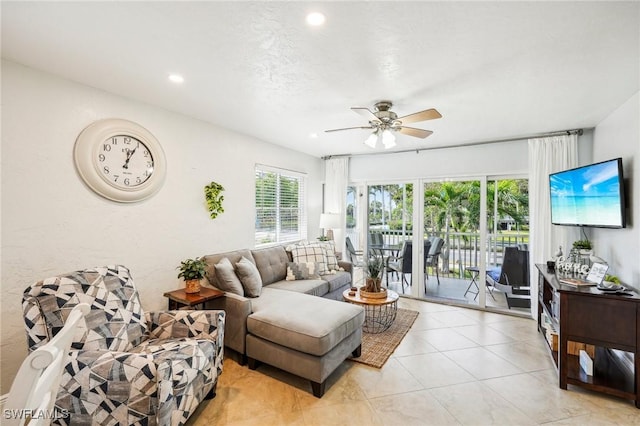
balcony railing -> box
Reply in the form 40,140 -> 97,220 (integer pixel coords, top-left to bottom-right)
347,228 -> 529,279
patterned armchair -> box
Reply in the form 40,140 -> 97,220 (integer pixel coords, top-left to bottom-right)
22,265 -> 225,426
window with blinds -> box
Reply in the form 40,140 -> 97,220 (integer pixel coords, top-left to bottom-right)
255,165 -> 307,246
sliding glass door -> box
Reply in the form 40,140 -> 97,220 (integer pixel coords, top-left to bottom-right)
486,178 -> 530,313
350,175 -> 529,313
422,179 -> 482,305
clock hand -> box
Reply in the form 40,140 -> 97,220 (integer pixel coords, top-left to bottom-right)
122,142 -> 140,169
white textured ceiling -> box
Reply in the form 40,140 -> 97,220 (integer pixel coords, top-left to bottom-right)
2,1 -> 639,158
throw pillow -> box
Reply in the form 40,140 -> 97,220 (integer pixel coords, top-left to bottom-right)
214,257 -> 244,296
290,245 -> 328,275
307,241 -> 339,272
235,257 -> 262,297
286,262 -> 320,281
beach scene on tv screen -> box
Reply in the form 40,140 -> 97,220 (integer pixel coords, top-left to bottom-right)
550,160 -> 622,227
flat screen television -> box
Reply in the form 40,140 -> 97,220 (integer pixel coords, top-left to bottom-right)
549,158 -> 626,228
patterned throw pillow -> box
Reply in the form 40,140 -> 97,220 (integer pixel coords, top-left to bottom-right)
307,241 -> 339,272
235,256 -> 262,297
214,257 -> 244,296
286,262 -> 320,281
290,245 -> 328,275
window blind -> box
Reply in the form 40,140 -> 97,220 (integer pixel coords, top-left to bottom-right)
255,165 -> 307,246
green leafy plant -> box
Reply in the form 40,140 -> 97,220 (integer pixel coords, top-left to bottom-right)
317,236 -> 329,241
204,181 -> 225,219
366,256 -> 384,279
605,274 -> 621,284
177,257 -> 207,281
572,239 -> 592,250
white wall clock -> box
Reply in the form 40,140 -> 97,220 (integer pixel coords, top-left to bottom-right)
74,118 -> 167,203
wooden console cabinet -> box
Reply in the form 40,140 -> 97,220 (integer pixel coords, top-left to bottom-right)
536,264 -> 640,408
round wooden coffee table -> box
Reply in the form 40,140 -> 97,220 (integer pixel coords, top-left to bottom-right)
343,288 -> 399,333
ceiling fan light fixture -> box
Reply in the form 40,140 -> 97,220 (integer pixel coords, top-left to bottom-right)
364,132 -> 378,148
382,129 -> 396,149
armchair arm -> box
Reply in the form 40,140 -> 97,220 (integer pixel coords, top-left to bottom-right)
145,310 -> 225,342
58,349 -> 175,424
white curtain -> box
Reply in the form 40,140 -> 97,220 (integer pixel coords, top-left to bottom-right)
324,157 -> 349,254
528,134 -> 579,319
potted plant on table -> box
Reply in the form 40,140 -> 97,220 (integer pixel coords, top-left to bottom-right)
572,239 -> 593,261
572,239 -> 592,252
362,256 -> 386,298
177,257 -> 207,294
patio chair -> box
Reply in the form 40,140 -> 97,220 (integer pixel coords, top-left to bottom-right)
345,236 -> 365,267
386,240 -> 412,293
425,237 -> 444,286
487,246 -> 531,309
368,232 -> 384,257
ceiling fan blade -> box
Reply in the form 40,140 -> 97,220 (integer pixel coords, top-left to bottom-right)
398,126 -> 433,139
397,108 -> 442,124
351,107 -> 380,123
325,126 -> 374,133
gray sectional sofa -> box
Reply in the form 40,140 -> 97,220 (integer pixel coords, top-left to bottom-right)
202,245 -> 365,397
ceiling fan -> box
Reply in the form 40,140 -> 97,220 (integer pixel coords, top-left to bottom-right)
325,101 -> 442,149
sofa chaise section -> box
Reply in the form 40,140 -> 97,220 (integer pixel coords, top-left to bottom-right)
246,287 -> 364,397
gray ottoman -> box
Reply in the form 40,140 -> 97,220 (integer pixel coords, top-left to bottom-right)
246,288 -> 364,397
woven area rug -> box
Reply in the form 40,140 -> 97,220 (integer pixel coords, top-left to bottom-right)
350,308 -> 419,368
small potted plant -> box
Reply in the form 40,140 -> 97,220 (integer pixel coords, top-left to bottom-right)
572,239 -> 593,258
572,240 -> 592,251
362,256 -> 386,298
177,257 -> 207,294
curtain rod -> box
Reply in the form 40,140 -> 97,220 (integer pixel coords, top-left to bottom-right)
321,128 -> 586,160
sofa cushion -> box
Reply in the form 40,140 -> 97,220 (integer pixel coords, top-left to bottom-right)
251,246 -> 289,285
236,257 -> 262,297
266,279 -> 329,297
214,257 -> 244,296
248,288 -> 364,356
321,271 -> 352,293
203,249 -> 255,288
286,262 -> 320,281
290,245 -> 328,275
307,241 -> 340,271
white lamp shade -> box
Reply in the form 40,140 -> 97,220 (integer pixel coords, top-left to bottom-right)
319,213 -> 341,229
364,132 -> 378,148
382,129 -> 396,149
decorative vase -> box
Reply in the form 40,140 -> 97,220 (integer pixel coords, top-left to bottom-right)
365,277 -> 381,293
184,278 -> 201,294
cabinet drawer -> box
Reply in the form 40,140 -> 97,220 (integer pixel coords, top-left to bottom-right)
563,294 -> 637,347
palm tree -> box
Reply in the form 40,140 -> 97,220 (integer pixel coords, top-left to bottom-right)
467,180 -> 529,232
424,182 -> 472,272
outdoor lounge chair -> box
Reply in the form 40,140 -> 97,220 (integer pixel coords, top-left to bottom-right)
486,246 -> 531,309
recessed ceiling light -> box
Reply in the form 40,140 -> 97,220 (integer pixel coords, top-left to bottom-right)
309,133 -> 319,139
168,74 -> 184,84
306,12 -> 325,26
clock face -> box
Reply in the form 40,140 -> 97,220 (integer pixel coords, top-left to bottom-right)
74,119 -> 167,203
97,135 -> 154,189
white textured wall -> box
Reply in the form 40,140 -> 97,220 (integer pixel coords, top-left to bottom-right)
0,61 -> 323,393
591,92 -> 640,287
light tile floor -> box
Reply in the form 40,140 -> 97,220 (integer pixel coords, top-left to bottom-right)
188,298 -> 639,425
